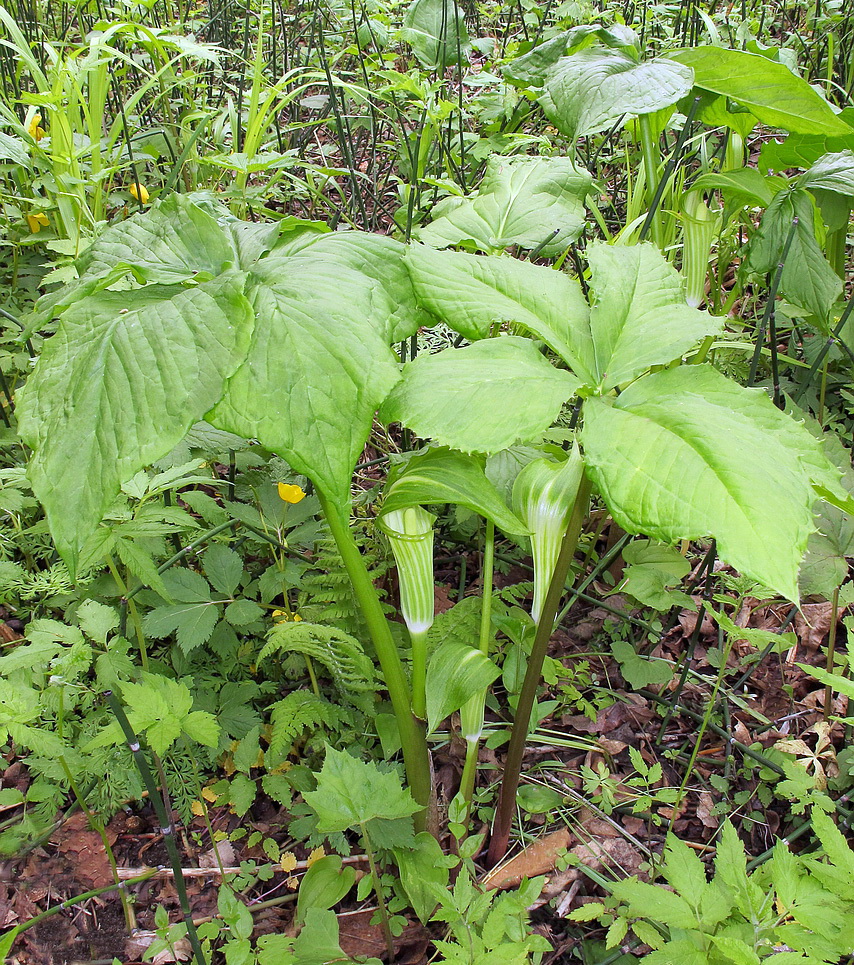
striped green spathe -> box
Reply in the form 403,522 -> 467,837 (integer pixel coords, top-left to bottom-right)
379,506 -> 436,635
512,443 -> 584,625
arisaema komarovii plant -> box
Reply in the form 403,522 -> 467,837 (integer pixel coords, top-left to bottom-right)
17,195 -> 853,857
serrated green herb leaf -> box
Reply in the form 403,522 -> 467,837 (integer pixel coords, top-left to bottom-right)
303,746 -> 420,833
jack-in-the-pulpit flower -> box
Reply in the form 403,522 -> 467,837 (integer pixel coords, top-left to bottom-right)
512,444 -> 584,625
378,506 -> 436,636
725,131 -> 744,171
379,506 -> 436,721
681,190 -> 720,309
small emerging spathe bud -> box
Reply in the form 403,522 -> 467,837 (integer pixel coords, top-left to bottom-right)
513,444 -> 585,625
378,506 -> 436,636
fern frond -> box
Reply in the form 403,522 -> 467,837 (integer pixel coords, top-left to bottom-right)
268,691 -> 339,758
259,622 -> 377,696
426,595 -> 484,655
299,535 -> 392,637
496,581 -> 534,607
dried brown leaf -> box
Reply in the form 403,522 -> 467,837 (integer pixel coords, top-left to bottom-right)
482,829 -> 571,891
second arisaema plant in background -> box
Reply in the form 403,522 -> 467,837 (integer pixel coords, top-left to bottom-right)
17,195 -> 853,858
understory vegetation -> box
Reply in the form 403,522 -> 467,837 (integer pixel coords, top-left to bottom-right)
1,0 -> 854,962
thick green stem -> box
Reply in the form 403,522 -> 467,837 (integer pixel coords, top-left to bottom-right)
459,520 -> 496,821
487,475 -> 592,866
318,492 -> 433,830
410,628 -> 428,722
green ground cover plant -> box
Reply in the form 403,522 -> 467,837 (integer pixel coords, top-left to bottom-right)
1,0 -> 854,961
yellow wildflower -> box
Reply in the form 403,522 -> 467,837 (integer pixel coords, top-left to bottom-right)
26,212 -> 49,233
277,482 -> 306,503
28,113 -> 45,141
307,846 -> 325,867
280,851 -> 298,874
129,182 -> 150,204
191,800 -> 206,817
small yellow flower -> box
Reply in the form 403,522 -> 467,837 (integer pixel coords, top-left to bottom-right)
280,851 -> 298,873
277,482 -> 306,504
191,800 -> 206,817
129,182 -> 150,204
292,613 -> 302,622
26,212 -> 49,233
28,113 -> 45,141
307,846 -> 325,867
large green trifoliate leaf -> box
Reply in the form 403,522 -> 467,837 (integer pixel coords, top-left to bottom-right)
530,48 -> 693,138
78,194 -> 238,282
30,195 -> 239,324
267,231 -> 432,342
404,244 -> 595,382
209,254 -> 403,514
745,188 -> 841,320
30,196 -> 322,328
380,337 -> 579,454
17,272 -> 255,571
670,47 -> 852,137
401,0 -> 469,69
503,25 -> 642,87
581,365 -> 843,603
418,155 -> 592,256
225,216 -> 329,269
586,243 -> 723,389
381,447 -> 528,536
